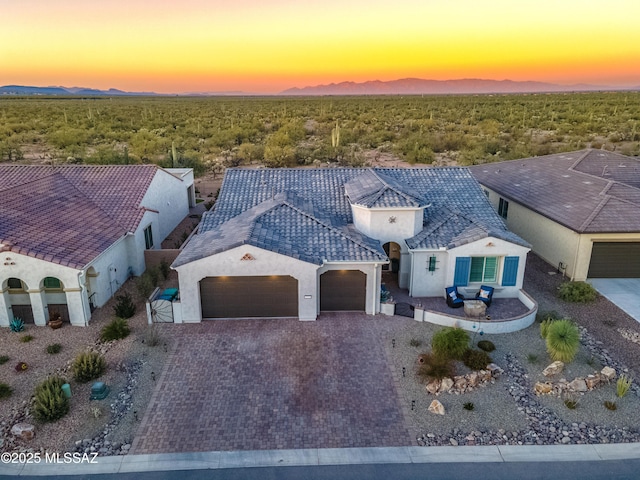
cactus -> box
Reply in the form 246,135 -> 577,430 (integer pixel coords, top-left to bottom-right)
331,121 -> 340,148
10,317 -> 24,332
171,141 -> 178,167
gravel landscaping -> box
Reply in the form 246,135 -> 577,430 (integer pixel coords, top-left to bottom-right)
388,254 -> 640,447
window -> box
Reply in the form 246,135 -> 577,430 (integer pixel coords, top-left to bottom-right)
43,277 -> 62,289
498,198 -> 509,219
144,225 -> 154,249
7,277 -> 24,290
483,189 -> 490,198
470,257 -> 498,283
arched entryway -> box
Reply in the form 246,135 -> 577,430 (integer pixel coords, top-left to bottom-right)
3,277 -> 34,324
41,276 -> 70,322
382,242 -> 401,274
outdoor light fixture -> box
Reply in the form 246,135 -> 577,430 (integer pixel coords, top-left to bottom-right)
411,400 -> 416,411
392,339 -> 396,348
402,367 -> 406,377
151,372 -> 156,381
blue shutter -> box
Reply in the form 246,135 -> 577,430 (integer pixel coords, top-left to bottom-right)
453,257 -> 471,286
502,256 -> 519,286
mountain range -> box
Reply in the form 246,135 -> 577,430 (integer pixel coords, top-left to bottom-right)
279,78 -> 632,95
2,79 -> 639,97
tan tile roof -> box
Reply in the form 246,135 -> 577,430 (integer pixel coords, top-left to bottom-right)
0,165 -> 159,268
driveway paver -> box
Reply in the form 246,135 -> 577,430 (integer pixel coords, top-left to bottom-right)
131,314 -> 413,453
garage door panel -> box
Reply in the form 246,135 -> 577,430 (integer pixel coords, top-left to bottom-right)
588,242 -> 640,278
320,270 -> 366,311
200,276 -> 298,318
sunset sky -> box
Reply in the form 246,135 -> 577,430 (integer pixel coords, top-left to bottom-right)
2,0 -> 640,94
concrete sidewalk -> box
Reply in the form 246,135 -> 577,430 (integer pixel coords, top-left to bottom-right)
3,444 -> 640,476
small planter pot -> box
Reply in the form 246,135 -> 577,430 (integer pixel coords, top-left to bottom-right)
49,319 -> 63,330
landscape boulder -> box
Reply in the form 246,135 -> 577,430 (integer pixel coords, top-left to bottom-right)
428,399 -> 445,415
11,423 -> 35,441
569,378 -> 588,392
543,361 -> 565,377
534,382 -> 553,395
601,366 -> 616,382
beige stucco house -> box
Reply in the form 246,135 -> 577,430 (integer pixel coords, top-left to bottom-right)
471,149 -> 640,281
0,165 -> 195,327
172,167 -> 530,322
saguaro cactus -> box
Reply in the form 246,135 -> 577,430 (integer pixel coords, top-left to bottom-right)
331,121 -> 341,148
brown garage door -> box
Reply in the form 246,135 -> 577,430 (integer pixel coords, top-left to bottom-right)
588,242 -> 640,278
200,276 -> 298,318
320,270 -> 366,311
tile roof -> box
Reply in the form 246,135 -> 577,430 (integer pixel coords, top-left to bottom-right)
344,169 -> 428,208
177,167 -> 526,266
0,165 -> 161,268
470,149 -> 640,233
173,192 -> 387,266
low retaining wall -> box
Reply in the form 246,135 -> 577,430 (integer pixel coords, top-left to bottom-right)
413,289 -> 538,334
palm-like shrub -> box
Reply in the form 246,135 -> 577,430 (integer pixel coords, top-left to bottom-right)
33,376 -> 69,422
431,327 -> 469,360
0,382 -> 13,399
72,352 -> 106,383
100,318 -> 130,342
545,319 -> 580,362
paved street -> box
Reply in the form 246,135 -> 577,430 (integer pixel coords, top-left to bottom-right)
131,314 -> 413,453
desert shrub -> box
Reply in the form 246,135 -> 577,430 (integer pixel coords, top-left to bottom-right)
604,400 -> 617,411
463,402 -> 474,411
33,376 -> 69,422
431,327 -> 469,360
72,352 -> 106,383
113,292 -> 136,319
144,325 -> 162,347
10,317 -> 24,332
0,383 -> 13,399
527,353 -> 539,364
136,270 -> 157,299
536,310 -> 561,323
46,343 -> 62,355
545,319 -> 580,363
0,355 -> 9,365
564,394 -> 578,409
477,340 -> 495,352
20,334 -> 34,343
417,353 -> 456,381
100,317 -> 130,342
159,260 -> 171,280
558,281 -> 597,303
462,349 -> 492,370
617,374 -> 632,398
409,338 -> 422,347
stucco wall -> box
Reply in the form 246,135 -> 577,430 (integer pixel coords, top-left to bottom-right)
447,237 -> 530,298
351,205 -> 423,240
141,169 -> 191,242
174,245 -> 320,322
409,250 -> 448,297
86,235 -> 134,308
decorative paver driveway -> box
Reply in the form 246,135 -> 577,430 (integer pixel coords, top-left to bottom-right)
132,314 -> 413,453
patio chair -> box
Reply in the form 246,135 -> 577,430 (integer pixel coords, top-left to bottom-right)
445,286 -> 465,308
475,285 -> 494,307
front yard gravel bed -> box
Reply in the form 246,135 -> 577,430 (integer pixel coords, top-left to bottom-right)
389,254 -> 640,448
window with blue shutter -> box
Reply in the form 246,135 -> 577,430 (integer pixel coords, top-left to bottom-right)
502,256 -> 519,286
453,257 -> 471,286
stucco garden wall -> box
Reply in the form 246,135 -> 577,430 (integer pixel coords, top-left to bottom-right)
409,250 -> 449,297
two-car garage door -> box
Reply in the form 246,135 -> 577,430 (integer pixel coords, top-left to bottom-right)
200,276 -> 298,318
588,242 -> 640,278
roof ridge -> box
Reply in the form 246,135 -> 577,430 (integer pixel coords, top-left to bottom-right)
281,199 -> 386,260
568,149 -> 593,171
577,194 -> 611,232
371,168 -> 423,205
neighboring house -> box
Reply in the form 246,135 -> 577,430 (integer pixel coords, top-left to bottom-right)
0,165 -> 195,327
471,149 -> 640,281
173,167 -> 530,322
